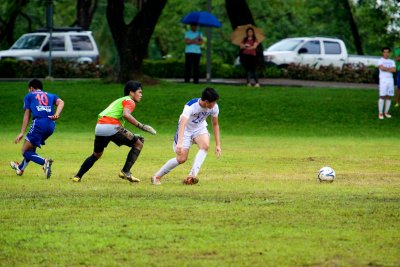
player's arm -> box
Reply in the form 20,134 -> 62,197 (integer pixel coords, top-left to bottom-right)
122,107 -> 156,135
176,115 -> 188,155
379,64 -> 396,73
15,109 -> 31,144
211,116 -> 221,158
49,98 -> 64,120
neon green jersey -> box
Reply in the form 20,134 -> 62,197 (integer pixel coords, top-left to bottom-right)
394,47 -> 400,71
98,96 -> 136,126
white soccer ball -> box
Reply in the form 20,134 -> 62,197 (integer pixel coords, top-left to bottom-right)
317,166 -> 336,183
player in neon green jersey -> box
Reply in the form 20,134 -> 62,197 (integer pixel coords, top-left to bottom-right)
72,81 -> 156,183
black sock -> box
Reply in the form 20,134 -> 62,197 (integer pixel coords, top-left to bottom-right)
76,154 -> 98,178
122,148 -> 141,173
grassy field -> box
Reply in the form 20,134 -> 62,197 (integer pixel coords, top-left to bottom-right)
0,81 -> 399,266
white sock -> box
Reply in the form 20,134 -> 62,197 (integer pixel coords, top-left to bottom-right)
189,149 -> 207,177
385,99 -> 391,114
155,158 -> 179,177
378,98 -> 384,114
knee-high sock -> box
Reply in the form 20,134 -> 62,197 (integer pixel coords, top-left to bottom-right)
18,158 -> 30,171
155,158 -> 180,177
385,99 -> 391,113
189,149 -> 207,177
76,154 -> 98,178
122,148 -> 141,173
378,98 -> 384,114
23,150 -> 45,166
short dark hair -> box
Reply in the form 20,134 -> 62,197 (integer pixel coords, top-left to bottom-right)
201,87 -> 219,102
124,81 -> 142,96
28,79 -> 43,90
382,47 -> 391,52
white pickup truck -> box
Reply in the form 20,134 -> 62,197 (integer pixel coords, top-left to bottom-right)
263,37 -> 379,68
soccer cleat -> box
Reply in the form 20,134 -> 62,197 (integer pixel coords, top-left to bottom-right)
384,113 -> 392,118
119,171 -> 140,183
43,158 -> 53,179
71,177 -> 81,183
254,83 -> 260,87
247,83 -> 252,87
10,161 -> 23,176
395,103 -> 399,108
182,176 -> 199,185
151,175 -> 161,185
378,113 -> 384,120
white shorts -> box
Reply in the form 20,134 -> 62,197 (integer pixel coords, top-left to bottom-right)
379,78 -> 394,96
173,127 -> 209,151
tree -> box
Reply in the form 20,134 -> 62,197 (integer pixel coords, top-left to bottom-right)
340,0 -> 363,54
73,0 -> 99,30
0,0 -> 29,48
106,0 -> 168,82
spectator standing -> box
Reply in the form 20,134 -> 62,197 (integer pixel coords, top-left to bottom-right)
184,24 -> 204,84
377,47 -> 396,119
240,27 -> 260,87
393,45 -> 400,107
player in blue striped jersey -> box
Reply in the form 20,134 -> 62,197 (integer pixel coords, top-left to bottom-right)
10,79 -> 64,179
152,87 -> 221,185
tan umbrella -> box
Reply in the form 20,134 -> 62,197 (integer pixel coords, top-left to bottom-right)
231,24 -> 265,46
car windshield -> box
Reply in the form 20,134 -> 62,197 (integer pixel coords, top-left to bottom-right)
11,35 -> 46,49
267,39 -> 304,52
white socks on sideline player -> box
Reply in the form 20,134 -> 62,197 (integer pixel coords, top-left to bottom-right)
189,149 -> 207,177
385,99 -> 391,114
378,98 -> 385,114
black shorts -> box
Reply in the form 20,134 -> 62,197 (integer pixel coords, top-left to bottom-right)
94,132 -> 139,153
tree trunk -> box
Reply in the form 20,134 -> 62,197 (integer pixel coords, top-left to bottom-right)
0,0 -> 29,47
107,0 -> 167,83
341,0 -> 364,55
76,0 -> 98,30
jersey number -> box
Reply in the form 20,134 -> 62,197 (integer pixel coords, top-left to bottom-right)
35,93 -> 49,106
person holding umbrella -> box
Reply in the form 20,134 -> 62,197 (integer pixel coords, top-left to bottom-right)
239,27 -> 261,87
184,23 -> 204,84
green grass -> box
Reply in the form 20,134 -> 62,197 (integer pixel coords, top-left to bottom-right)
0,81 -> 399,266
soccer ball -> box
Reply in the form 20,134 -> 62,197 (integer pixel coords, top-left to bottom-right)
317,166 -> 336,183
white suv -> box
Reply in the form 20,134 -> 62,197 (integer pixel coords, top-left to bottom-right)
0,27 -> 99,64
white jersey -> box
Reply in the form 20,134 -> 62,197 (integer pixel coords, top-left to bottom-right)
179,98 -> 219,132
378,57 -> 395,80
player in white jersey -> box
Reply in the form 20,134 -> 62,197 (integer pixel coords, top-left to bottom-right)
377,47 -> 396,119
151,87 -> 221,185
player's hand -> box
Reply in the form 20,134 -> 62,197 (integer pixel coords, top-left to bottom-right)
48,114 -> 60,120
215,146 -> 221,158
138,123 -> 157,135
15,133 -> 24,144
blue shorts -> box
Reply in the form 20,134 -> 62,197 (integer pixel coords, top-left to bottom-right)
26,118 -> 55,148
397,71 -> 400,89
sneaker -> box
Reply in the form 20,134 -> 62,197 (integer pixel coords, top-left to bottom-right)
119,171 -> 140,183
384,113 -> 392,118
395,103 -> 399,108
247,83 -> 252,87
10,161 -> 23,176
254,83 -> 260,87
43,158 -> 53,179
151,175 -> 161,185
182,176 -> 199,185
71,177 -> 81,183
379,113 -> 384,120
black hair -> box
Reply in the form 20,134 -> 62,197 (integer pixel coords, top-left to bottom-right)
201,87 -> 219,102
244,27 -> 257,43
124,81 -> 142,96
28,79 -> 43,90
382,47 -> 391,52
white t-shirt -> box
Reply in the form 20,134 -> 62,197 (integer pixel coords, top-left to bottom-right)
179,98 -> 219,132
378,57 -> 395,79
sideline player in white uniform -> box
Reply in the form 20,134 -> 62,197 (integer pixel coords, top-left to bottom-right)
377,47 -> 396,119
151,87 -> 221,185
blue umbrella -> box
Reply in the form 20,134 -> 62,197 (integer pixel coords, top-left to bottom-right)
181,11 -> 221,28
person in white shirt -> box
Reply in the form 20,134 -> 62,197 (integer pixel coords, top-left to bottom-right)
377,47 -> 396,119
152,88 -> 221,185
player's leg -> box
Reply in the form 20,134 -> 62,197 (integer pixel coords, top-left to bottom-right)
73,136 -> 108,182
378,81 -> 386,119
183,133 -> 210,185
396,71 -> 400,107
384,80 -> 394,118
152,132 -> 191,185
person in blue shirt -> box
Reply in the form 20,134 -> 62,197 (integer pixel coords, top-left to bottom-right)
10,79 -> 64,179
184,24 -> 204,84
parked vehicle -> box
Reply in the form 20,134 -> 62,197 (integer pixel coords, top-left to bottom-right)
0,27 -> 99,64
263,37 -> 379,68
